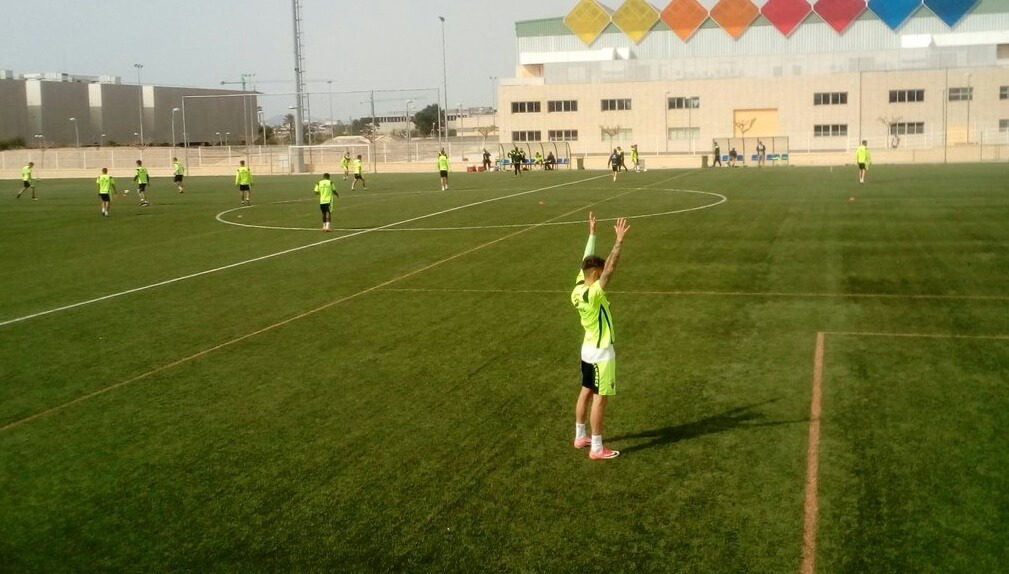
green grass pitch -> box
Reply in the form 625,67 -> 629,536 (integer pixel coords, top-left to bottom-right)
1,164 -> 1007,572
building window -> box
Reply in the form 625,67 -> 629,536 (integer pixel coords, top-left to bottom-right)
1001,86 -> 1008,100
889,89 -> 925,103
814,92 -> 848,105
601,98 -> 632,111
510,101 -> 541,114
547,100 -> 578,113
814,124 -> 848,137
600,127 -> 633,142
667,127 -> 699,140
948,87 -> 974,101
548,129 -> 579,141
667,96 -> 700,110
889,122 -> 924,135
511,131 -> 541,142
999,119 -> 1009,133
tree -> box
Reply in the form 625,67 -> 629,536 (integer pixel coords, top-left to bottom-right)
412,104 -> 441,137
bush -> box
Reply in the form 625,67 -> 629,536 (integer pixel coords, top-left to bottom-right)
0,137 -> 26,151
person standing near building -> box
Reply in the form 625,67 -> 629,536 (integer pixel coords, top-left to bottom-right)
856,140 -> 871,184
571,212 -> 630,460
96,167 -> 116,218
756,140 -> 767,167
16,161 -> 35,200
510,147 -> 522,176
341,151 -> 352,180
172,157 -> 185,193
236,159 -> 253,205
482,149 -> 492,171
134,159 -> 151,206
712,141 -> 722,167
437,149 -> 450,191
351,154 -> 367,191
617,147 -> 627,171
630,144 -> 640,172
608,148 -> 620,181
314,172 -> 339,232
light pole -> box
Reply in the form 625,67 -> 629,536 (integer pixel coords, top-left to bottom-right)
258,107 -> 266,146
439,16 -> 449,142
134,132 -> 140,146
133,63 -> 144,144
489,76 -> 498,109
328,80 -> 335,139
171,107 -> 180,150
405,99 -> 413,162
34,134 -> 44,149
100,133 -> 106,147
68,117 -> 80,148
215,132 -> 222,146
457,102 -> 463,137
663,91 -> 669,154
225,132 -> 231,146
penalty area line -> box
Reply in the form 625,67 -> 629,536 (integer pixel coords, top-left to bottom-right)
0,175 -> 609,329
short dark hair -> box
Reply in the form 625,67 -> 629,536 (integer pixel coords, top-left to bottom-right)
582,255 -> 606,271
323,172 -> 330,178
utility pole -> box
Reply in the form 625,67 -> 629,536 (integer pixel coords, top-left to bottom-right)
291,0 -> 306,171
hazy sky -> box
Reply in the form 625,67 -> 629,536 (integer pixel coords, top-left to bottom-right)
7,0 -> 580,121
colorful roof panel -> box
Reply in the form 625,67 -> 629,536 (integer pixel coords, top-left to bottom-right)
813,0 -> 868,34
867,0 -> 922,31
762,0 -> 814,37
660,0 -> 709,41
709,0 -> 760,40
612,0 -> 660,44
924,0 -> 979,28
563,0 -> 614,46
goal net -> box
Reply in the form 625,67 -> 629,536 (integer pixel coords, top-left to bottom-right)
287,144 -> 372,175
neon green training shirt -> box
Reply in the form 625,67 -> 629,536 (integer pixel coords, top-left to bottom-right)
22,164 -> 32,183
353,159 -> 363,175
173,161 -> 185,176
341,155 -> 351,169
856,145 -> 871,165
235,166 -> 253,185
135,166 -> 149,184
437,155 -> 449,171
315,178 -> 336,204
571,270 -> 615,350
97,174 -> 115,194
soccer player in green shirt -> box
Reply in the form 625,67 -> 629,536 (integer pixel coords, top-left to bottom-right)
172,157 -> 185,193
351,155 -> 366,191
630,144 -> 640,172
96,167 -> 116,217
341,152 -> 352,180
314,172 -> 339,232
571,212 -> 630,460
437,149 -> 450,191
17,161 -> 35,200
236,160 -> 253,205
855,140 -> 871,184
134,160 -> 151,206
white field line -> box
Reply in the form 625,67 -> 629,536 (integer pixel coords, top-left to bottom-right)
215,189 -> 727,232
377,287 -> 1009,301
0,183 -> 656,433
0,175 -> 612,329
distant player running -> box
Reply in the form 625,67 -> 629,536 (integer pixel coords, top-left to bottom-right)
17,161 -> 36,200
607,149 -> 620,181
314,172 -> 339,232
856,140 -> 871,184
134,160 -> 150,206
351,155 -> 367,191
96,167 -> 116,218
571,212 -> 630,460
236,160 -> 253,205
172,157 -> 185,193
341,152 -> 352,180
437,149 -> 450,191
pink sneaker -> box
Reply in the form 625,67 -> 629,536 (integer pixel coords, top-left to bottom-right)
573,436 -> 591,449
589,448 -> 620,460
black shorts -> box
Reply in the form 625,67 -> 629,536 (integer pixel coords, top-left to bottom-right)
23,180 -> 31,188
174,175 -> 184,182
581,361 -> 599,393
320,203 -> 331,214
138,183 -> 148,191
354,174 -> 363,180
858,163 -> 866,170
99,193 -> 110,201
611,165 -> 619,172
439,170 -> 448,178
239,184 -> 251,191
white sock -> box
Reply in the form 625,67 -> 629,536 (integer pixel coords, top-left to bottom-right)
575,423 -> 586,440
591,435 -> 603,453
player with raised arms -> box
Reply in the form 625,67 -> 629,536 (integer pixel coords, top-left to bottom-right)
571,212 -> 630,460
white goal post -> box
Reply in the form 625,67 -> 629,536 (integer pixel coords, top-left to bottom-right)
286,144 -> 371,174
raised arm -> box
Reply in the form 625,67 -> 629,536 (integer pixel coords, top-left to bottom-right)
582,211 -> 597,260
597,217 -> 630,290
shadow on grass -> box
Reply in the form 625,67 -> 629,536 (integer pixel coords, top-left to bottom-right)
610,401 -> 802,454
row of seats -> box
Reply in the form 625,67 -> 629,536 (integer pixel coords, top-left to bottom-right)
721,153 -> 790,163
497,158 -> 570,167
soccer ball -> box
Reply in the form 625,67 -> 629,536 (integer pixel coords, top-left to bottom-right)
123,189 -> 130,195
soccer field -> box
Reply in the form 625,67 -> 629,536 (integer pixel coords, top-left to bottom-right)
2,164 -> 1008,572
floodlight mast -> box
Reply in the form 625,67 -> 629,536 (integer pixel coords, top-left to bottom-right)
291,0 -> 306,172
